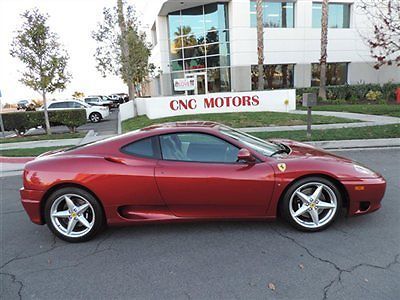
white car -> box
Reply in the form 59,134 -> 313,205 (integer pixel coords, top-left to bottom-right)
43,100 -> 110,123
84,96 -> 114,108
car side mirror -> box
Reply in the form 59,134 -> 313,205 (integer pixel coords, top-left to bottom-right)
237,148 -> 256,164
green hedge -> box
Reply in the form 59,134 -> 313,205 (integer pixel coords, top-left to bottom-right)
2,109 -> 87,135
296,83 -> 399,104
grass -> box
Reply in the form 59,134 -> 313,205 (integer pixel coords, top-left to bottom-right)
300,104 -> 400,117
122,112 -> 357,132
0,132 -> 85,144
2,124 -> 399,156
0,145 -> 75,157
251,124 -> 400,142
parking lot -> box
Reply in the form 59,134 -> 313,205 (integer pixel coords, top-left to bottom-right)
1,148 -> 399,299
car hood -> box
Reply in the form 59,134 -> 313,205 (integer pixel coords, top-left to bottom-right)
270,139 -> 353,163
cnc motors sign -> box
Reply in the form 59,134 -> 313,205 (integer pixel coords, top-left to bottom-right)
143,89 -> 296,119
173,78 -> 196,91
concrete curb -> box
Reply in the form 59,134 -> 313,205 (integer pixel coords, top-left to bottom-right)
307,138 -> 400,150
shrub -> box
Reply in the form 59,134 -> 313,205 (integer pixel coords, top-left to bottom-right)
366,90 -> 383,102
48,109 -> 87,133
296,83 -> 399,104
2,111 -> 43,135
2,109 -> 87,135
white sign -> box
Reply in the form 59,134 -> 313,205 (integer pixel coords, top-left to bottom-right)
139,89 -> 296,120
173,78 -> 196,91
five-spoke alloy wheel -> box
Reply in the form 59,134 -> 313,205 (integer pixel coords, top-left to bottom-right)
45,187 -> 104,242
280,177 -> 342,231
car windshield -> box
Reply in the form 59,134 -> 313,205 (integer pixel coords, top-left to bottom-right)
218,126 -> 281,157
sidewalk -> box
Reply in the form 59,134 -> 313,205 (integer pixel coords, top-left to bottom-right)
0,131 -> 113,150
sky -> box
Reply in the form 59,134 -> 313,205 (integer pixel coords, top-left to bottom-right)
0,0 -> 148,104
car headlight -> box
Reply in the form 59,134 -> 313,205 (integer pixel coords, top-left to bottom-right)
353,164 -> 377,177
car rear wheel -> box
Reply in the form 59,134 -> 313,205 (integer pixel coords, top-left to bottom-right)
280,177 -> 342,232
89,112 -> 101,123
44,187 -> 105,242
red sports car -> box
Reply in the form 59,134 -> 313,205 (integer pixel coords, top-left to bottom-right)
20,122 -> 386,242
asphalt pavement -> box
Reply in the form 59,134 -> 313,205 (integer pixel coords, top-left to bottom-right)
1,148 -> 399,299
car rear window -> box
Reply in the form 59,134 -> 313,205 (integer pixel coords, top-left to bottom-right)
121,137 -> 160,159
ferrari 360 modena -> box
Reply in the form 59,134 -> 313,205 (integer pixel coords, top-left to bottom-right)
20,122 -> 386,242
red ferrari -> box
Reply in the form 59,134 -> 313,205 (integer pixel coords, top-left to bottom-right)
20,122 -> 386,242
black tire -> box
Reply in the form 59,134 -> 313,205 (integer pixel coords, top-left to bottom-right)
280,177 -> 342,232
44,187 -> 105,242
89,112 -> 101,123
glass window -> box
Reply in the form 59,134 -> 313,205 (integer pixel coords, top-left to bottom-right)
311,62 -> 348,86
219,126 -> 281,157
207,67 -> 231,93
312,2 -> 351,28
159,133 -> 239,163
71,101 -> 84,108
49,102 -> 69,109
184,57 -> 206,71
250,0 -> 295,28
168,3 -> 230,93
121,137 -> 158,159
251,64 -> 295,90
204,4 -> 228,31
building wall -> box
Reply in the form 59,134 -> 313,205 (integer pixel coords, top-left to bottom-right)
143,0 -> 399,96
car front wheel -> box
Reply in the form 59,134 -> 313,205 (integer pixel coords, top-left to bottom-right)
89,112 -> 101,123
280,177 -> 342,232
44,187 -> 105,242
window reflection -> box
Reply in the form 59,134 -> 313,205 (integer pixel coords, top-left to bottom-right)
311,63 -> 348,86
207,68 -> 231,93
168,3 -> 231,93
312,3 -> 351,28
251,64 -> 295,90
250,1 -> 295,28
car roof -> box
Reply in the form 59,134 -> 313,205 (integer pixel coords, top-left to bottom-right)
141,121 -> 220,132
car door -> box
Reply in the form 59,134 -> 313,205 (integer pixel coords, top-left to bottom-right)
154,132 -> 275,218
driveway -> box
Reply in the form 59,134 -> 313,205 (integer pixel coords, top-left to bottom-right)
1,148 -> 399,299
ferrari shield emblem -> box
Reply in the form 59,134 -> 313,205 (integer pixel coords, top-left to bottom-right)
277,163 -> 286,172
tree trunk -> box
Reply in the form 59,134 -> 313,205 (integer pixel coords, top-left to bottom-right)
128,82 -> 138,116
256,0 -> 264,91
319,0 -> 328,100
42,91 -> 51,135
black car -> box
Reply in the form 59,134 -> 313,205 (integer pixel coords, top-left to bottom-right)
17,100 -> 29,110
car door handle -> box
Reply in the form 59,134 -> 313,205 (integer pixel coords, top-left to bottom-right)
104,156 -> 126,165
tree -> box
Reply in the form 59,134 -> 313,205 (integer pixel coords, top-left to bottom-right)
72,91 -> 85,99
92,0 -> 154,114
319,0 -> 329,100
10,9 -> 71,135
359,0 -> 400,69
256,0 -> 265,90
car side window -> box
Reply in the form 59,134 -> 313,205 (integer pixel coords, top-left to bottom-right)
49,102 -> 67,108
121,137 -> 160,159
71,102 -> 84,108
159,133 -> 239,163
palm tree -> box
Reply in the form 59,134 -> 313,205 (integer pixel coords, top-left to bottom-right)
319,0 -> 329,100
256,0 -> 264,90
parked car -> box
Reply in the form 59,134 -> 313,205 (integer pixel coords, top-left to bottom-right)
84,96 -> 114,109
111,93 -> 129,103
17,100 -> 29,110
20,121 -> 386,242
41,99 -> 109,123
108,94 -> 124,105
